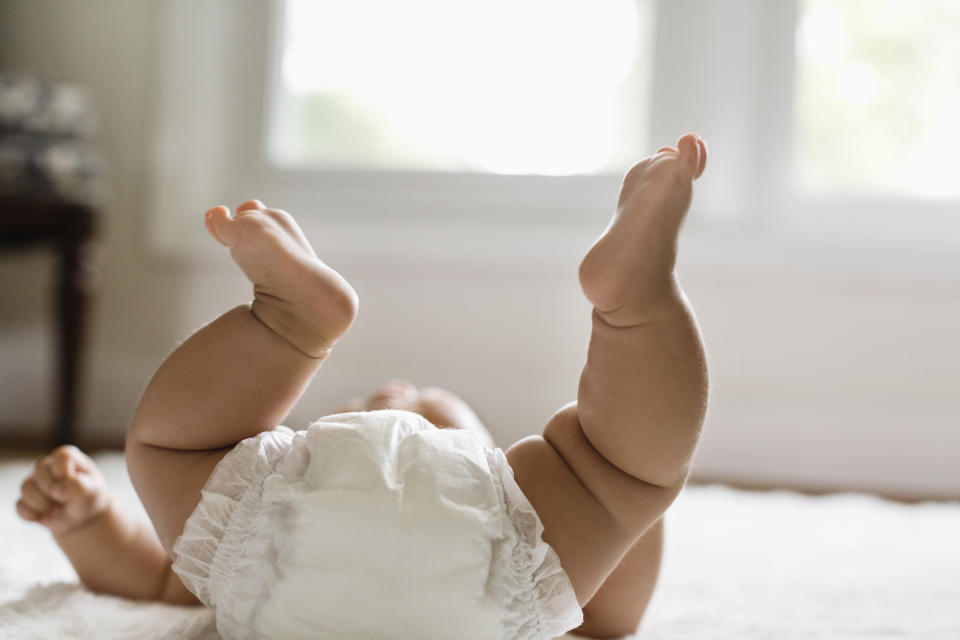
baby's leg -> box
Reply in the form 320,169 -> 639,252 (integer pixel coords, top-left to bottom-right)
576,133 -> 709,487
506,135 -> 708,629
127,200 -> 357,551
571,519 -> 663,637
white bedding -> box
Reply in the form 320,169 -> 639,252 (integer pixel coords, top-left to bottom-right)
1,452 -> 957,639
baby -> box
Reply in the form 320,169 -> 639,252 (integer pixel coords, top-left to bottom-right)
16,134 -> 709,639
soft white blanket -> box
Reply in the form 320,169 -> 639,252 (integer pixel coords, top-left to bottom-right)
1,453 -> 957,639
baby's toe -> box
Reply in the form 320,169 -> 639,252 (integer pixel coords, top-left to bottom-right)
236,199 -> 266,214
676,134 -> 701,172
204,206 -> 234,247
206,207 -> 277,250
675,133 -> 707,179
694,137 -> 708,178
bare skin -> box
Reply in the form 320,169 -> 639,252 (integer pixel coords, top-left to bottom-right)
15,445 -> 196,604
16,134 -> 708,637
16,384 -> 665,628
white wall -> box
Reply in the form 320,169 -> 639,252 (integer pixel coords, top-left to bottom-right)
0,0 -> 957,499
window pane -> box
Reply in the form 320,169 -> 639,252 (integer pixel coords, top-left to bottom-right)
794,0 -> 960,198
269,0 -> 651,175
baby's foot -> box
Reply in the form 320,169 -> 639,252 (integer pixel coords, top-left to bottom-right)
579,133 -> 707,326
16,446 -> 110,537
205,200 -> 358,357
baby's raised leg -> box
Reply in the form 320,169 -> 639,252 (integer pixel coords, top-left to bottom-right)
506,135 -> 708,627
577,133 -> 708,488
126,200 -> 357,550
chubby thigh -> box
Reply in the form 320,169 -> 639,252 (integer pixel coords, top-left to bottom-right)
125,438 -> 235,554
504,403 -> 681,607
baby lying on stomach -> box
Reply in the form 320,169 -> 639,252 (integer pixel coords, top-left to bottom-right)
17,133 -> 709,640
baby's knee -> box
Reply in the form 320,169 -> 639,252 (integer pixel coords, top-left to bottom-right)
543,402 -> 681,535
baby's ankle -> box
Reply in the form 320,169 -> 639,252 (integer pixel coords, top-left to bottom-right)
592,273 -> 684,328
205,203 -> 358,359
250,287 -> 356,359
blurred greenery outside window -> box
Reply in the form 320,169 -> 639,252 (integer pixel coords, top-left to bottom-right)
795,0 -> 960,199
268,0 -> 651,176
270,0 -> 960,200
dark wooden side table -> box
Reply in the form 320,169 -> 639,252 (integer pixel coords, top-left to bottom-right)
0,196 -> 100,446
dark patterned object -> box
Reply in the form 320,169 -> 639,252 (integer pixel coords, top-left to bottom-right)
0,71 -> 105,447
0,134 -> 106,205
0,72 -> 97,137
0,72 -> 106,205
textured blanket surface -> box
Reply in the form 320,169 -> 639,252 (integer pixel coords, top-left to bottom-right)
1,452 -> 957,639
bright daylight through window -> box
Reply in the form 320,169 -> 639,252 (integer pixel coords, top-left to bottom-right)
269,0 -> 650,176
794,0 -> 960,199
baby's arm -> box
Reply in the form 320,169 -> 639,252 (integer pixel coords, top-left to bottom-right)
15,446 -> 197,604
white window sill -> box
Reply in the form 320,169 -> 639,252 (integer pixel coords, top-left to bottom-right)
143,201 -> 960,298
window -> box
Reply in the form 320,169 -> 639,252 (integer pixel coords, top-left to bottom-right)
148,0 -> 960,260
794,0 -> 960,199
270,0 -> 651,176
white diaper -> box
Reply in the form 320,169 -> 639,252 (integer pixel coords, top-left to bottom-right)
171,409 -> 582,640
